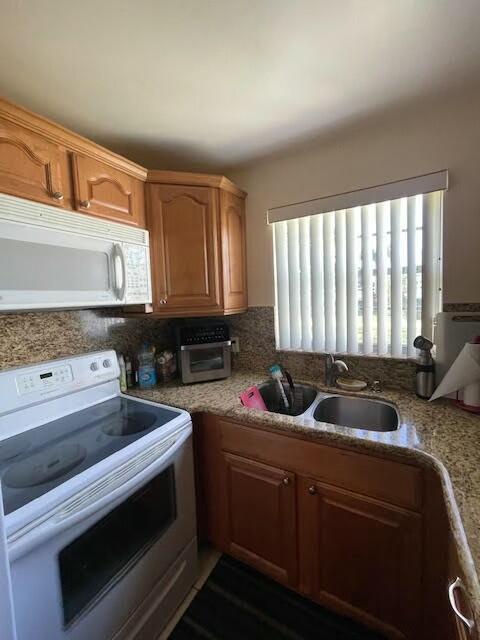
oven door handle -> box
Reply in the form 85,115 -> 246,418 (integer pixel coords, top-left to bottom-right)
8,425 -> 191,561
180,340 -> 231,351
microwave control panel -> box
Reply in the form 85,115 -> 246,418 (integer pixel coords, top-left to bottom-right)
124,244 -> 151,303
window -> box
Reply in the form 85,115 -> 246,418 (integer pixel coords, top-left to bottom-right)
269,173 -> 445,358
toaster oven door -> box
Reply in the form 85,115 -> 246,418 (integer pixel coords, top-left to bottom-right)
180,341 -> 231,383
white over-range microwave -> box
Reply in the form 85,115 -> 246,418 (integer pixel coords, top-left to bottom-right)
0,193 -> 152,311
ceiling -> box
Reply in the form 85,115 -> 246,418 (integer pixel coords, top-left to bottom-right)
2,0 -> 480,171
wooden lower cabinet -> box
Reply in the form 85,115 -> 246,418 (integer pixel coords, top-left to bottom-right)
221,452 -> 297,586
298,477 -> 422,639
194,414 -> 429,640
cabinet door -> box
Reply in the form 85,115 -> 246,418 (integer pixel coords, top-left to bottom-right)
0,118 -> 68,207
220,190 -> 247,313
299,478 -> 422,639
71,153 -> 144,226
146,184 -> 222,314
221,452 -> 297,586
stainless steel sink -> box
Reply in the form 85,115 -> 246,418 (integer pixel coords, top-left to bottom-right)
313,395 -> 399,432
258,381 -> 318,416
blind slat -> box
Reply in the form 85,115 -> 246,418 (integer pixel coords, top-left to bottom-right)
376,202 -> 389,355
361,205 -> 373,354
299,218 -> 312,350
390,199 -> 403,357
287,219 -> 301,349
407,196 -> 417,357
273,222 -> 290,349
323,212 -> 336,352
335,210 -> 347,353
346,208 -> 359,353
310,215 -> 325,351
422,192 -> 442,340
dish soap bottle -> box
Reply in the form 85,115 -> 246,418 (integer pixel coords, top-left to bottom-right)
138,344 -> 157,389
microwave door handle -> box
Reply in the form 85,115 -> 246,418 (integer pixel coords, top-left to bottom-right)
113,244 -> 126,301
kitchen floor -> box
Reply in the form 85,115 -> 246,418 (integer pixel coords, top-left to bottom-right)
159,545 -> 222,639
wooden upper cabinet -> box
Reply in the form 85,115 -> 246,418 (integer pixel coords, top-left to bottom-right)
71,154 -> 145,226
147,184 -> 222,315
221,190 -> 247,313
0,118 -> 69,208
221,452 -> 297,586
145,172 -> 247,317
299,477 -> 422,639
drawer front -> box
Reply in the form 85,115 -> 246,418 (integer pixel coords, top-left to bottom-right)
219,419 -> 422,511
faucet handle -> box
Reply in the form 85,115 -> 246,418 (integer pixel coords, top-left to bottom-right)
371,380 -> 382,393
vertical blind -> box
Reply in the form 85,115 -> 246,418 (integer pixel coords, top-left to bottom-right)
272,191 -> 443,357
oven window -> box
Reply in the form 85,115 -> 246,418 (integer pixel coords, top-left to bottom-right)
59,466 -> 176,627
189,347 -> 224,372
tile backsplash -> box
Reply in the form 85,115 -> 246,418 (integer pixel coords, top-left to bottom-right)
0,310 -> 173,370
227,307 -> 417,391
2,303 -> 477,390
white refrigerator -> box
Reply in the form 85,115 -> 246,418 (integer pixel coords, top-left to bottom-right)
0,484 -> 16,640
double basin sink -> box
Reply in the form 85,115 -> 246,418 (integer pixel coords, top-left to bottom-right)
257,381 -> 399,432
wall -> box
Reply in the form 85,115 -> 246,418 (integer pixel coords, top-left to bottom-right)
230,87 -> 480,307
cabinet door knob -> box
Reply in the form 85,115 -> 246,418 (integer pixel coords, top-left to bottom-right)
160,298 -> 168,305
282,477 -> 290,486
448,577 -> 475,630
308,485 -> 317,495
80,200 -> 91,209
51,191 -> 64,201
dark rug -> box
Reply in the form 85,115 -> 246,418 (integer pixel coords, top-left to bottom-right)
169,555 -> 386,639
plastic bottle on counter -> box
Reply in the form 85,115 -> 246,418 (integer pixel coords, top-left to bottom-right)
125,356 -> 134,388
156,349 -> 177,383
137,343 -> 157,389
118,354 -> 127,392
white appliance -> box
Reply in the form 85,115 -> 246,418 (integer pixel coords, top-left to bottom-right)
0,351 -> 197,640
0,193 -> 152,311
434,312 -> 480,382
0,484 -> 16,640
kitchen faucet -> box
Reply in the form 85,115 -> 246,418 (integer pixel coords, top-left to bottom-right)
325,354 -> 348,387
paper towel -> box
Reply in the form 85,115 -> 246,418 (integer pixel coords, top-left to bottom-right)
430,342 -> 480,402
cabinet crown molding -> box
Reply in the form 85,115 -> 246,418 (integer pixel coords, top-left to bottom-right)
146,170 -> 246,198
0,96 -> 147,180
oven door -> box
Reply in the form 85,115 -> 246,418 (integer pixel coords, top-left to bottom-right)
8,426 -> 196,640
180,340 -> 232,383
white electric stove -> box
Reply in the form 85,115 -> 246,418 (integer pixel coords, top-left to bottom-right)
0,351 -> 197,640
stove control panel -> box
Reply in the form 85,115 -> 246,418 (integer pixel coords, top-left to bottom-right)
0,350 -> 120,417
16,364 -> 73,395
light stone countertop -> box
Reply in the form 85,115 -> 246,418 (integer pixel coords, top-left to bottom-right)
127,370 -> 480,624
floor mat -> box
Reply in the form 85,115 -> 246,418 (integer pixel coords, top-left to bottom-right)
169,555 -> 386,639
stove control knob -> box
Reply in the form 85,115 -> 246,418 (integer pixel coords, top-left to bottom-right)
103,359 -> 112,368
90,362 -> 99,371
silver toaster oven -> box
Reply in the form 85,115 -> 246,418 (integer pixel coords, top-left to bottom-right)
176,322 -> 231,384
